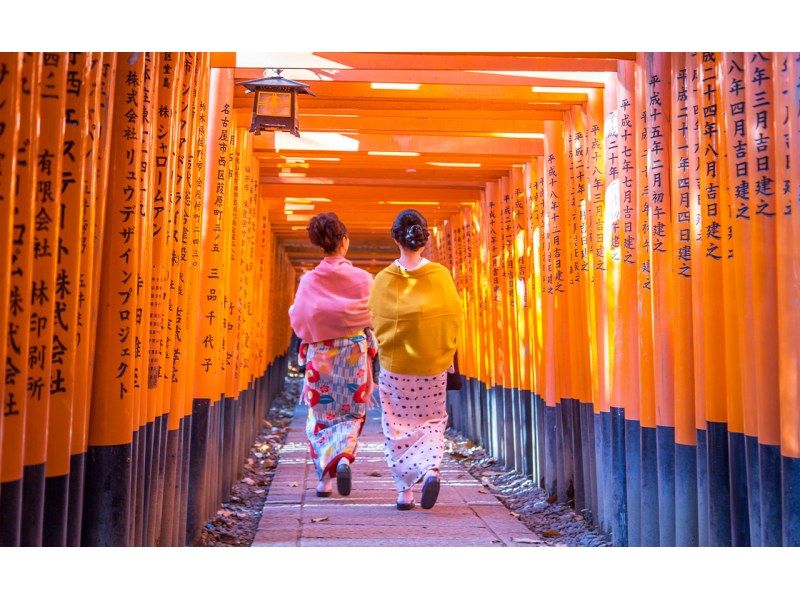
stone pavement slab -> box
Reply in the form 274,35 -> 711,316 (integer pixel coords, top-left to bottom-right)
252,404 -> 541,547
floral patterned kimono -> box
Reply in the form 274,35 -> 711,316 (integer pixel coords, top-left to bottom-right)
299,328 -> 378,480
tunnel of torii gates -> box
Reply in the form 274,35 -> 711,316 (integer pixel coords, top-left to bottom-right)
0,51 -> 797,548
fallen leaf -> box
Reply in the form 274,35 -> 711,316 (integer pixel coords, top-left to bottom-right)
311,516 -> 329,523
242,477 -> 256,486
367,472 -> 382,477
478,489 -> 488,494
511,536 -> 543,544
289,481 -> 298,487
542,529 -> 561,538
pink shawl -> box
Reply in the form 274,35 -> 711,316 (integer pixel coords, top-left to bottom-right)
289,255 -> 373,343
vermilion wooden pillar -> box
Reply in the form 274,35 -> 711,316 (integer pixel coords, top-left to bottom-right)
82,51 -> 144,547
0,52 -> 25,547
21,51 -> 68,547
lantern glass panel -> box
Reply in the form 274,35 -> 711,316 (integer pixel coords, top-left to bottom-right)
256,91 -> 292,117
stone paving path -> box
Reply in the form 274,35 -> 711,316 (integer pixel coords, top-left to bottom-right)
253,404 -> 540,547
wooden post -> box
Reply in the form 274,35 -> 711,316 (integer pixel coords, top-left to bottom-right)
645,52 -> 677,547
42,51 -> 92,546
67,52 -> 115,547
635,52 -> 658,546
696,51 -> 732,546
151,51 -> 183,546
0,51 -> 28,547
673,52 -> 699,547
614,61 -> 638,546
745,52 -> 782,546
146,51 -> 182,546
0,53 -> 23,489
187,65 -> 233,544
774,52 -> 800,547
82,52 -> 145,547
21,51 -> 68,546
720,51 -> 760,544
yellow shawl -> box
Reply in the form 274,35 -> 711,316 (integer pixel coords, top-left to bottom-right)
368,262 -> 463,376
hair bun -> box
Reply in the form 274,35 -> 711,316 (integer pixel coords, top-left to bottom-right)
307,212 -> 347,254
391,209 -> 430,250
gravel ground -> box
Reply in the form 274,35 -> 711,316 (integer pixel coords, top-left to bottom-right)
194,380 -> 299,547
444,429 -> 611,547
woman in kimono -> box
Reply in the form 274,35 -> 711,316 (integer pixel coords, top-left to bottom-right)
289,212 -> 376,497
368,209 -> 463,510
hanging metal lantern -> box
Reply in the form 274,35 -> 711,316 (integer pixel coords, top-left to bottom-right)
237,68 -> 313,137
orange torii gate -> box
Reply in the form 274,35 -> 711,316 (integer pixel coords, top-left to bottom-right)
438,52 -> 799,547
0,51 -> 798,548
0,53 -> 294,546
